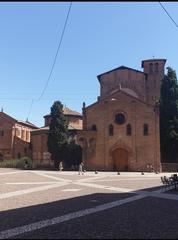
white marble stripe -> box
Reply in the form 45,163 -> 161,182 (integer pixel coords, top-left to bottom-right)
74,181 -> 134,193
62,189 -> 81,192
33,172 -> 72,183
0,171 -> 30,175
89,178 -> 161,182
5,182 -> 59,185
0,194 -> 145,239
0,183 -> 69,200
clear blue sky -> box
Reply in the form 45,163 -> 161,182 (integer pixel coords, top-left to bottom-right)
0,2 -> 178,127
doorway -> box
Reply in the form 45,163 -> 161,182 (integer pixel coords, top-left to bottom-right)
112,148 -> 128,171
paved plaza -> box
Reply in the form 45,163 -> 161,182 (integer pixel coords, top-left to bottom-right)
0,168 -> 178,239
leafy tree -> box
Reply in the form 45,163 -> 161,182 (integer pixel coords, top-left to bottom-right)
63,139 -> 82,169
47,101 -> 68,168
160,67 -> 178,162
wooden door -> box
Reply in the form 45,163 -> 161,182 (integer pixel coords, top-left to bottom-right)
112,148 -> 128,171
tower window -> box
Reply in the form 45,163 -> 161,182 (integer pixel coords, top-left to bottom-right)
91,125 -> 97,131
0,130 -> 4,137
143,124 -> 149,136
155,63 -> 159,73
126,124 -> 132,136
149,63 -> 153,73
109,124 -> 114,136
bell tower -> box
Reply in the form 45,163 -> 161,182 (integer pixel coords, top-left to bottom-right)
141,59 -> 166,105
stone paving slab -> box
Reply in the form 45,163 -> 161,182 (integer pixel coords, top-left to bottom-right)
0,184 -> 49,194
90,179 -> 162,191
0,190 -> 135,232
0,172 -> 58,184
14,197 -> 178,239
0,169 -> 178,239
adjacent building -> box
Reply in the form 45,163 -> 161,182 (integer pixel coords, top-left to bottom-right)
77,59 -> 166,172
0,111 -> 38,161
31,107 -> 83,168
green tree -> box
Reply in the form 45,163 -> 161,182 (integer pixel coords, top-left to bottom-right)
160,67 -> 178,162
47,101 -> 68,168
64,138 -> 82,169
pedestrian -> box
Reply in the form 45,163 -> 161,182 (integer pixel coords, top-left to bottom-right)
59,161 -> 63,171
78,161 -> 84,175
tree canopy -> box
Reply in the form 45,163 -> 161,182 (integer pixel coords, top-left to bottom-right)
47,101 -> 68,168
160,67 -> 178,162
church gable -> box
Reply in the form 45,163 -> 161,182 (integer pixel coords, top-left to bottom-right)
0,112 -> 17,126
98,66 -> 146,101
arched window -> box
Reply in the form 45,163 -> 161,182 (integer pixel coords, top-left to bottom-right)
91,125 -> 97,131
143,124 -> 149,136
149,63 -> 153,73
155,63 -> 159,73
109,124 -> 114,136
126,124 -> 132,136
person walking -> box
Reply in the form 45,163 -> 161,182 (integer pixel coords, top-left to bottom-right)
78,161 -> 84,175
59,161 -> 63,172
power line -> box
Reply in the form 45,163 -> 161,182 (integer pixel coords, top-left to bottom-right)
27,99 -> 34,121
158,2 -> 178,28
38,2 -> 73,100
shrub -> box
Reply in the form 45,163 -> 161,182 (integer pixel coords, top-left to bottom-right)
16,157 -> 32,170
0,159 -> 19,168
0,157 -> 33,169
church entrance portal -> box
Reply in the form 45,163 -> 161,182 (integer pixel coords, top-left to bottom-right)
112,148 -> 128,171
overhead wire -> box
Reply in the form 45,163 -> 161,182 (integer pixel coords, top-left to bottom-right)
26,99 -> 34,121
38,2 -> 73,101
23,2 -> 72,121
158,2 -> 178,28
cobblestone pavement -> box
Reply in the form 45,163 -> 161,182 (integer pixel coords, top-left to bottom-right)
0,169 -> 178,239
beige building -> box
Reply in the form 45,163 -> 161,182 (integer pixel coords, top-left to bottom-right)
77,59 -> 166,172
31,107 -> 83,168
0,111 -> 38,161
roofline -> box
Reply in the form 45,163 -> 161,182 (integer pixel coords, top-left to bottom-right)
0,111 -> 17,122
43,113 -> 82,118
85,88 -> 154,110
97,65 -> 145,82
141,59 -> 167,68
17,121 -> 38,129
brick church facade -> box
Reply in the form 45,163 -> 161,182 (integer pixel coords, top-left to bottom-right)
77,59 -> 166,172
0,111 -> 38,161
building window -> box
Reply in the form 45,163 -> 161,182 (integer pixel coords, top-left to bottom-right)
149,63 -> 153,73
0,130 -> 4,137
91,125 -> 97,131
143,124 -> 149,136
155,63 -> 159,73
18,153 -> 21,159
24,148 -> 27,155
126,124 -> 132,136
109,124 -> 114,136
26,131 -> 30,141
115,113 -> 125,125
0,153 -> 3,161
21,130 -> 25,139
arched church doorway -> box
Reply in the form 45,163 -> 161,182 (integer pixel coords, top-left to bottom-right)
112,148 -> 128,171
0,153 -> 4,162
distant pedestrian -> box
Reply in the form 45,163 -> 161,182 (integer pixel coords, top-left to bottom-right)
59,161 -> 63,171
78,161 -> 84,175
